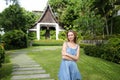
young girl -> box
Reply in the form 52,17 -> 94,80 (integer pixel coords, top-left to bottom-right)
58,30 -> 82,80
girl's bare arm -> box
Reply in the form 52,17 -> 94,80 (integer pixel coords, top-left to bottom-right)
65,45 -> 80,61
61,42 -> 74,60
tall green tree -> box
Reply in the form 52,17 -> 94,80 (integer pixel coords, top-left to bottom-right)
73,0 -> 104,38
49,0 -> 82,28
49,0 -> 104,39
92,0 -> 120,35
0,4 -> 36,33
49,0 -> 71,27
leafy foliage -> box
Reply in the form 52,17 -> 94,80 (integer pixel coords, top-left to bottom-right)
49,0 -> 120,39
112,15 -> 120,34
0,4 -> 36,33
90,0 -> 120,35
49,0 -> 105,39
58,31 -> 66,40
84,38 -> 120,64
28,32 -> 36,40
101,38 -> 120,63
2,30 -> 28,50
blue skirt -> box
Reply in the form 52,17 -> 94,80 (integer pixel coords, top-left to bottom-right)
58,59 -> 82,80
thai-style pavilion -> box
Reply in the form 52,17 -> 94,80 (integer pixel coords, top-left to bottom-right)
29,4 -> 64,40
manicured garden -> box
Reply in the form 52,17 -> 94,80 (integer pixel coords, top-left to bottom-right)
0,45 -> 120,80
0,0 -> 120,80
28,46 -> 120,80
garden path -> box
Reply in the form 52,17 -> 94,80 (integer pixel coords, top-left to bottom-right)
9,48 -> 54,80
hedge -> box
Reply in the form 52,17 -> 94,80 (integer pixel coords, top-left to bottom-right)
84,38 -> 120,64
32,40 -> 64,46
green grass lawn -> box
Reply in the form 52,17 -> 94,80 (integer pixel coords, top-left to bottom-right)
28,46 -> 120,80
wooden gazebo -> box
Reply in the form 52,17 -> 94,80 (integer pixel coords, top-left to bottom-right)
29,4 -> 64,40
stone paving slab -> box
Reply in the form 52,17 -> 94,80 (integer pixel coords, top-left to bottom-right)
13,67 -> 43,71
11,74 -> 50,80
13,64 -> 40,68
12,70 -> 46,75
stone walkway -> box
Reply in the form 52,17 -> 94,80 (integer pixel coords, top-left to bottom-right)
10,50 -> 54,80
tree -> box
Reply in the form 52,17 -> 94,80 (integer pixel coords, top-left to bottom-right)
49,0 -> 71,27
49,0 -> 104,39
49,0 -> 82,28
60,1 -> 79,29
92,0 -> 120,35
0,4 -> 36,33
73,0 -> 104,38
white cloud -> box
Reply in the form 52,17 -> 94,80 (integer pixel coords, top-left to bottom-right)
0,0 -> 48,12
0,1 -> 9,12
19,0 -> 48,11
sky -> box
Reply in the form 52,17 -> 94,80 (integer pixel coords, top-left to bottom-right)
0,0 -> 48,12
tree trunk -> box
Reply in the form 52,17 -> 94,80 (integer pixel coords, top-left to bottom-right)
105,16 -> 109,35
102,8 -> 109,36
110,18 -> 113,35
102,27 -> 105,38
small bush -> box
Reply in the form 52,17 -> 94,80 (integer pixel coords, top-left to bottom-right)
80,43 -> 95,48
101,38 -> 120,63
28,31 -> 36,40
50,30 -> 56,39
58,31 -> 66,40
40,30 -> 46,39
40,30 -> 59,40
84,38 -> 120,64
103,35 -> 120,40
84,45 -> 102,57
2,30 -> 28,50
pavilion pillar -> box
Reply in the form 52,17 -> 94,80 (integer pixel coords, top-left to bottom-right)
56,23 -> 59,40
36,23 -> 40,40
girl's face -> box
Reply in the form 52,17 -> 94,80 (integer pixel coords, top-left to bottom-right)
68,32 -> 75,42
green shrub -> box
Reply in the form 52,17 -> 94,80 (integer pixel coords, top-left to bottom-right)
0,45 -> 5,67
84,45 -> 102,57
28,31 -> 36,40
58,31 -> 66,40
112,15 -> 120,34
33,40 -> 64,46
101,38 -> 120,63
50,30 -> 56,39
2,30 -> 28,50
40,30 -> 57,40
84,38 -> 120,64
40,30 -> 46,39
103,34 -> 120,40
80,43 -> 95,48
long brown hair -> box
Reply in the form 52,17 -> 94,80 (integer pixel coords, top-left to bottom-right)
66,30 -> 77,43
